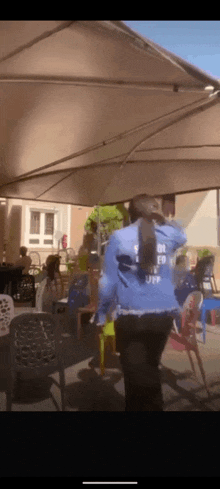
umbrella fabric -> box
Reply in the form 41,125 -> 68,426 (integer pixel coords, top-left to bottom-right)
0,21 -> 220,206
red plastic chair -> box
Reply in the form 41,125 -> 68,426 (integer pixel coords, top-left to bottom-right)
169,291 -> 210,395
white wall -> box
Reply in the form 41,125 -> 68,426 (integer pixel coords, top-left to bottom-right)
176,190 -> 218,247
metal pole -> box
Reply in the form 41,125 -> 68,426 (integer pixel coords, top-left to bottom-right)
0,75 -> 210,93
97,205 -> 101,259
0,95 -> 208,183
98,90 -> 220,203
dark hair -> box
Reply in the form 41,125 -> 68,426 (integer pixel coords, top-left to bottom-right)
176,255 -> 187,266
128,194 -> 164,272
46,254 -> 60,282
20,246 -> 27,257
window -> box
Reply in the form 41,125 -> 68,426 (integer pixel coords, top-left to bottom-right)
26,208 -> 57,248
45,213 -> 54,235
30,211 -> 40,234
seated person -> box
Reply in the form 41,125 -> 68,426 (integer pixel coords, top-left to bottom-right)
14,246 -> 32,274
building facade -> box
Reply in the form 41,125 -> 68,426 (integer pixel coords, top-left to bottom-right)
1,191 -> 220,286
1,198 -> 94,267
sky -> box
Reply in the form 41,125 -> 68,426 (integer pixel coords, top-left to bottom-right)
123,21 -> 220,80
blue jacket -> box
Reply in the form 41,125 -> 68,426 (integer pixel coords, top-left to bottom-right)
95,218 -> 187,325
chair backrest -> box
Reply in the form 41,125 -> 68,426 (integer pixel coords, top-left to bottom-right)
35,278 -> 47,312
66,248 -> 75,261
182,291 -> 203,337
194,255 -> 215,290
174,271 -> 198,307
58,250 -> 67,265
68,274 -> 89,313
69,272 -> 89,291
12,274 -> 36,307
183,290 -> 203,312
9,313 -> 61,373
28,251 -> 41,267
89,268 -> 100,307
0,294 -> 14,335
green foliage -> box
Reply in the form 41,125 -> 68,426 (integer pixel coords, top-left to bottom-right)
85,205 -> 125,239
66,261 -> 75,273
197,248 -> 213,259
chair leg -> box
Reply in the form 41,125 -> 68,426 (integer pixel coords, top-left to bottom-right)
59,367 -> 65,412
186,349 -> 197,377
6,371 -> 16,412
99,334 -> 105,376
194,346 -> 210,396
111,335 -> 116,354
212,275 -> 218,293
77,312 -> 81,340
211,310 -> 216,327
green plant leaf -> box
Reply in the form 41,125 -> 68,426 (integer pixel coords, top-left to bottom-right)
85,204 -> 124,238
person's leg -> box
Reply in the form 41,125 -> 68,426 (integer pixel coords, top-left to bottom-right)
115,314 -> 173,411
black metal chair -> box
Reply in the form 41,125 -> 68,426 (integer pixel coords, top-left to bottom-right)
12,274 -> 36,308
6,313 -> 65,411
194,255 -> 218,296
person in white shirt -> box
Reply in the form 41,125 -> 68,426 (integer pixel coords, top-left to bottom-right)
15,246 -> 32,274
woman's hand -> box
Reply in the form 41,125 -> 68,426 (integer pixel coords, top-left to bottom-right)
151,212 -> 166,225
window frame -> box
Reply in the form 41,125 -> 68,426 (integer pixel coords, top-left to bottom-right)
25,207 -> 58,248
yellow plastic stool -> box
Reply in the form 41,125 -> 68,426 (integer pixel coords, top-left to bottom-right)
99,319 -> 116,376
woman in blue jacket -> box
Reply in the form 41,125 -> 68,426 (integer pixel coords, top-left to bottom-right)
95,194 -> 187,411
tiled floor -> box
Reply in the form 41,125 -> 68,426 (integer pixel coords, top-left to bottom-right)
1,313 -> 220,411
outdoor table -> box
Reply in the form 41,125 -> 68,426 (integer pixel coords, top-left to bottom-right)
201,296 -> 220,343
0,266 -> 24,295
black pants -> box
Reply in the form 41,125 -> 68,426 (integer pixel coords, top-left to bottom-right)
115,314 -> 173,411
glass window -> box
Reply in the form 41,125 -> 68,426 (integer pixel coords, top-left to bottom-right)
45,213 -> 54,235
30,211 -> 40,234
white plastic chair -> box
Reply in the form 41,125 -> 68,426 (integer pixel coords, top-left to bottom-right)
35,278 -> 47,312
0,294 -> 14,337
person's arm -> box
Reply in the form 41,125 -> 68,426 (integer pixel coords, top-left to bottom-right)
94,234 -> 119,326
158,219 -> 187,253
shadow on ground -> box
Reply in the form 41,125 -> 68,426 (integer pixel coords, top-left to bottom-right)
66,367 -> 124,411
1,313 -> 220,411
161,365 -> 220,411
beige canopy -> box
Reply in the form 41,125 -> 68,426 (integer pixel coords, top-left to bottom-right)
0,20 -> 220,206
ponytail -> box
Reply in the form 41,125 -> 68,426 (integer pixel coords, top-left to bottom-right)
138,217 -> 157,272
129,194 -> 164,273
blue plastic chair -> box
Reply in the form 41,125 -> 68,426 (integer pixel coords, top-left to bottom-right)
201,297 -> 220,344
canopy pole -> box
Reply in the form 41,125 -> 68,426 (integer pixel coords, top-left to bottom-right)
97,204 -> 101,259
0,75 -> 211,93
98,91 -> 220,203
